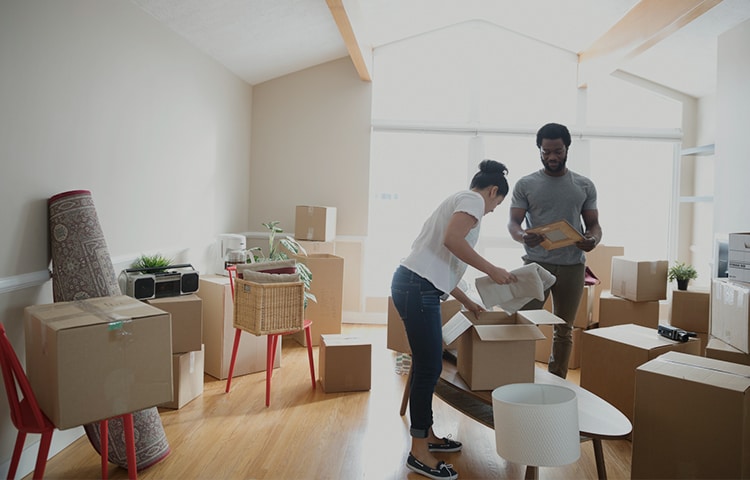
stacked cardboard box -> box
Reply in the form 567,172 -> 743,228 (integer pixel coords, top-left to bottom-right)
580,324 -> 701,422
291,253 -> 344,347
585,245 -> 624,325
670,288 -> 710,355
196,275 -> 279,380
146,294 -> 205,409
294,205 -> 337,242
631,351 -> 750,479
728,232 -> 750,283
711,277 -> 750,354
598,291 -> 659,329
24,296 -> 173,429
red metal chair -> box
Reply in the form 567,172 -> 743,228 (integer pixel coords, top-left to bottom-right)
224,265 -> 316,406
0,322 -> 137,480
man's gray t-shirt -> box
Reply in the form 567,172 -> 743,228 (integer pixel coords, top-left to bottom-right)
510,169 -> 597,265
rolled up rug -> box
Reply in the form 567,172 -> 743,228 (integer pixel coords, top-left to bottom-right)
48,189 -> 170,470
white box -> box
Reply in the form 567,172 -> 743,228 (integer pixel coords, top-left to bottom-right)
711,278 -> 750,353
728,233 -> 750,283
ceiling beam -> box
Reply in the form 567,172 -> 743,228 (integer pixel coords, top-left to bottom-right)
327,0 -> 372,82
577,0 -> 723,88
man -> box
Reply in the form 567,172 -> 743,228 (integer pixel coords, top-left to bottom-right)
507,122 -> 602,379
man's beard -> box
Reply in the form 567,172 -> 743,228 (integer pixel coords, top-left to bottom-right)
542,156 -> 567,173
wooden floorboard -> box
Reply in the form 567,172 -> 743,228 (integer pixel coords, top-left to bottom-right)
30,323 -> 632,479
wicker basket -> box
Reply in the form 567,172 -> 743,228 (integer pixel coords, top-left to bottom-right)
232,277 -> 305,335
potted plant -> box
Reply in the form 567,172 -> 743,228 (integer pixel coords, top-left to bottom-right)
248,221 -> 316,307
132,253 -> 173,272
668,261 -> 698,291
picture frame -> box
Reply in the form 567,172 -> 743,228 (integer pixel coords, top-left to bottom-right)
526,220 -> 585,250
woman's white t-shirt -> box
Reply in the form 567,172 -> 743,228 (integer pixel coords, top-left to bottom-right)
401,190 -> 484,295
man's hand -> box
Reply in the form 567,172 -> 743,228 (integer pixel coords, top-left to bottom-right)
576,235 -> 597,252
522,231 -> 545,248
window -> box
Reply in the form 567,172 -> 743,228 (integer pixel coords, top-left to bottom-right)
367,21 -> 683,306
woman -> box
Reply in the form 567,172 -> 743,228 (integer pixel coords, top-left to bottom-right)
391,159 -> 517,480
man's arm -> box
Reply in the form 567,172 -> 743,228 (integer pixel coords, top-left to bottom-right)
508,207 -> 544,248
576,209 -> 602,252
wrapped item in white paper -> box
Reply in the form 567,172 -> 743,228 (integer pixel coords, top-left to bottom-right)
475,263 -> 556,314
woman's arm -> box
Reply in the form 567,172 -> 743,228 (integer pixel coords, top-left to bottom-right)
444,212 -> 515,285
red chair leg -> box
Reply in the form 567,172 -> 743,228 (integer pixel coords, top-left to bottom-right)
225,328 -> 242,393
8,432 -> 26,480
100,420 -> 109,480
32,430 -> 52,480
304,325 -> 316,390
123,413 -> 137,480
266,334 -> 279,407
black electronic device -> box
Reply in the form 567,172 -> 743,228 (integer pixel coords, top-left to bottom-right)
119,264 -> 199,300
657,324 -> 696,343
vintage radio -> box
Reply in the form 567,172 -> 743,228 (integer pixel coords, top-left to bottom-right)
119,264 -> 199,300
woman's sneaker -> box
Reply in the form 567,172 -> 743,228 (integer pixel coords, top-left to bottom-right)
406,454 -> 458,480
428,435 -> 462,453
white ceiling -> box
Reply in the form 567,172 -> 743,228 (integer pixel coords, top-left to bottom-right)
131,0 -> 750,98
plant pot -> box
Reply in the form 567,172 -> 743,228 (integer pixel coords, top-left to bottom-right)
677,279 -> 689,291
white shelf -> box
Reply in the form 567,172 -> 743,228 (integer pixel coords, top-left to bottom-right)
680,144 -> 715,156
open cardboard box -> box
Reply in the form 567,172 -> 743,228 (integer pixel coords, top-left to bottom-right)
442,309 -> 564,390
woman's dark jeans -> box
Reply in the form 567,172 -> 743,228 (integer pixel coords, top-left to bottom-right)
390,265 -> 445,439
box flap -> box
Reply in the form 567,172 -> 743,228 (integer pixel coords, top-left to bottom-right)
639,351 -> 750,392
516,309 -> 566,326
321,334 -> 369,347
442,312 -> 474,345
474,324 -> 546,342
25,295 -> 165,331
585,324 -> 698,350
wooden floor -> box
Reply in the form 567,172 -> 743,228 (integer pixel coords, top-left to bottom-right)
32,324 -> 632,480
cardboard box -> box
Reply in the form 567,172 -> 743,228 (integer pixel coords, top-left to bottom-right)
297,240 -> 335,254
146,294 -> 203,353
442,309 -> 564,390
580,324 -> 701,422
706,336 -> 750,366
160,346 -> 204,409
24,295 -> 173,429
610,258 -> 668,302
585,245 -> 625,291
631,351 -> 750,479
319,334 -> 371,393
195,275 -> 279,379
534,325 -> 582,369
543,284 -> 594,329
585,245 -> 625,325
387,297 -> 462,354
670,288 -> 710,333
294,205 -> 337,242
290,253 -> 344,347
711,278 -> 750,353
728,232 -> 750,283
598,291 -> 659,328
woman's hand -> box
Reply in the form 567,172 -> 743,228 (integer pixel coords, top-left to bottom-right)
461,298 -> 485,315
488,265 -> 517,285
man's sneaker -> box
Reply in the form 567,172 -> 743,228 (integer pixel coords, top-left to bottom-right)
406,454 -> 458,480
428,435 -> 462,453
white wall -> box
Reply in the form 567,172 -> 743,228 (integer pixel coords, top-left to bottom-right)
715,18 -> 750,235
0,0 -> 253,476
248,57 -> 372,237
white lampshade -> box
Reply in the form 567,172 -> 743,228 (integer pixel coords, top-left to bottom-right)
492,383 -> 580,468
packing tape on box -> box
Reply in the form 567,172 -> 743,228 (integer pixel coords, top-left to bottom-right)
657,355 -> 750,380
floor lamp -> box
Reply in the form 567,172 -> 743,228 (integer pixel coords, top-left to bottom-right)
492,383 -> 580,480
